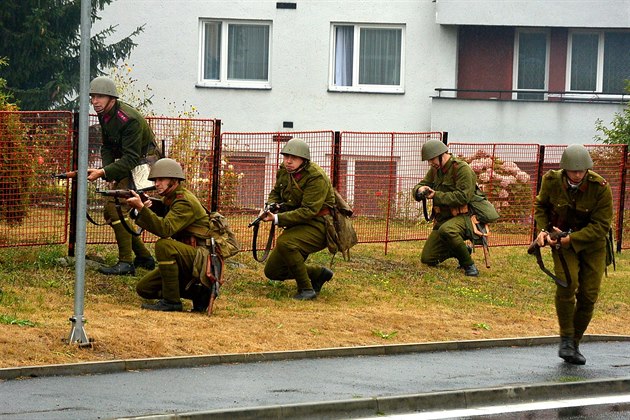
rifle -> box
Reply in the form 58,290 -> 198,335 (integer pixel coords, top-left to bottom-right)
207,237 -> 223,315
249,202 -> 284,262
51,171 -> 80,179
527,229 -> 572,287
471,215 -> 490,268
96,186 -> 167,234
248,202 -> 283,227
414,189 -> 431,222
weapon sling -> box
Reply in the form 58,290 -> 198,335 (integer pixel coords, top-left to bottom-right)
252,221 -> 275,263
532,245 -> 571,288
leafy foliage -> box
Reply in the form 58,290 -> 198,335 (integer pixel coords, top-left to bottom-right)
595,81 -> 630,146
0,0 -> 144,110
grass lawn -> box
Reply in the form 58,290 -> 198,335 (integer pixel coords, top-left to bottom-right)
0,241 -> 628,368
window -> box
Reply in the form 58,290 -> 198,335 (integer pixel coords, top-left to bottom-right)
514,30 -> 548,100
568,30 -> 630,94
199,20 -> 271,89
330,24 -> 404,93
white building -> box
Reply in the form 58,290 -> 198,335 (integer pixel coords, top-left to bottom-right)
96,0 -> 630,144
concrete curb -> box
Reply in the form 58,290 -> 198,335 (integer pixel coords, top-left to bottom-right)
1,334 -> 628,381
123,377 -> 630,420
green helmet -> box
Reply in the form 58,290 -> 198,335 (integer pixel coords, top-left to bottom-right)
281,138 -> 310,160
560,144 -> 593,171
148,158 -> 185,180
421,140 -> 449,161
89,76 -> 119,98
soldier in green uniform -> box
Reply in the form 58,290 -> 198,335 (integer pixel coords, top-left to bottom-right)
259,138 -> 335,300
127,158 -> 239,312
88,76 -> 156,275
534,144 -> 613,365
412,140 -> 479,276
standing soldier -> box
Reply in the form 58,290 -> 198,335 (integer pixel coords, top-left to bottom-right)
412,140 -> 479,276
259,138 -> 335,300
88,76 -> 157,275
534,144 -> 613,365
127,158 -> 239,312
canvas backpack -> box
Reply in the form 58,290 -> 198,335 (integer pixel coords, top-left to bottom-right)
325,189 -> 358,261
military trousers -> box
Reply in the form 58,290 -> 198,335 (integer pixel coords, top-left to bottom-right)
264,221 -> 327,290
421,214 -> 474,267
103,177 -> 152,263
136,238 -> 198,303
552,244 -> 605,341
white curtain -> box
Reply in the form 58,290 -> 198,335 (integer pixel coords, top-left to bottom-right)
359,28 -> 401,85
228,24 -> 269,80
334,26 -> 353,86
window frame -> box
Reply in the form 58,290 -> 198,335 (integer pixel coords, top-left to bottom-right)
566,29 -> 629,99
198,18 -> 272,89
328,23 -> 405,94
512,28 -> 550,100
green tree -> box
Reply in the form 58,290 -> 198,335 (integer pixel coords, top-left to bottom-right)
0,0 -> 143,111
0,57 -> 17,111
594,81 -> 630,146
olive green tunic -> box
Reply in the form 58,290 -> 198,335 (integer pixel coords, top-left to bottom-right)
412,156 -> 477,267
134,186 -> 213,303
534,169 -> 613,341
264,161 -> 335,290
98,100 -> 155,263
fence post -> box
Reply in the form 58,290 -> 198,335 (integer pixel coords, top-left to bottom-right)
210,119 -> 222,212
442,131 -> 449,145
331,131 -> 341,189
616,144 -> 628,252
67,112 -> 80,257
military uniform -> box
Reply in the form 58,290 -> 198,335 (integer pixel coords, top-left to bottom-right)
98,100 -> 155,269
534,169 -> 613,343
412,157 -> 477,268
134,186 -> 217,308
264,161 -> 335,293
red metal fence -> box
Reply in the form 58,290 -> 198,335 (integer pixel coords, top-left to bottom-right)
1,111 -> 628,252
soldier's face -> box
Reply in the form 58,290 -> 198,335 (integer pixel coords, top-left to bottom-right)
154,177 -> 178,196
566,170 -> 587,184
282,154 -> 304,173
90,94 -> 115,114
428,156 -> 442,169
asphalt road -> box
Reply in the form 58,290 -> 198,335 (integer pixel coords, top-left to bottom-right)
0,336 -> 629,419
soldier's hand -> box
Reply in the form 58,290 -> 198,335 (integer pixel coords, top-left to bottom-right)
126,190 -> 144,211
87,168 -> 104,182
536,230 -> 548,247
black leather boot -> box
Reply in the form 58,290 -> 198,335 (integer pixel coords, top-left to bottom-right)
311,268 -> 334,293
570,341 -> 587,365
98,261 -> 135,276
463,263 -> 479,277
191,286 -> 211,313
293,289 -> 316,300
133,256 -> 156,270
141,299 -> 183,312
558,336 -> 576,362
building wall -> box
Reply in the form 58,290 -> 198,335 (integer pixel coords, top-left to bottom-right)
95,0 -> 625,144
430,98 -> 624,144
95,0 -> 457,133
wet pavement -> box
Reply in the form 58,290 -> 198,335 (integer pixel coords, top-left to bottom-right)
0,336 -> 629,419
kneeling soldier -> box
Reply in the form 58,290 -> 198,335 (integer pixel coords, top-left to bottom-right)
127,158 -> 234,312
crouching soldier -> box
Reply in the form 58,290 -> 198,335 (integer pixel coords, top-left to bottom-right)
126,158 -> 239,313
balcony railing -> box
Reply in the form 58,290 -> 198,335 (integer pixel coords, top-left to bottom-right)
434,88 -> 629,104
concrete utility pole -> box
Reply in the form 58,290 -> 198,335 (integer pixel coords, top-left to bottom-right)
67,0 -> 92,346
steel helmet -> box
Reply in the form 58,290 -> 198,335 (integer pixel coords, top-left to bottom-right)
281,138 -> 310,160
560,144 -> 593,171
89,76 -> 119,98
421,140 -> 449,161
148,158 -> 185,180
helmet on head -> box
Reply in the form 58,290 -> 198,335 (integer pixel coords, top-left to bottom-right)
89,76 -> 119,98
421,140 -> 449,161
281,138 -> 310,160
148,158 -> 185,180
560,144 -> 593,171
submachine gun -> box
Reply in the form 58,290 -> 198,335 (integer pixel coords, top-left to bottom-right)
527,229 -> 572,287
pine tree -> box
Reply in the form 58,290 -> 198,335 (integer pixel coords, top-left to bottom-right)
0,0 -> 143,110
